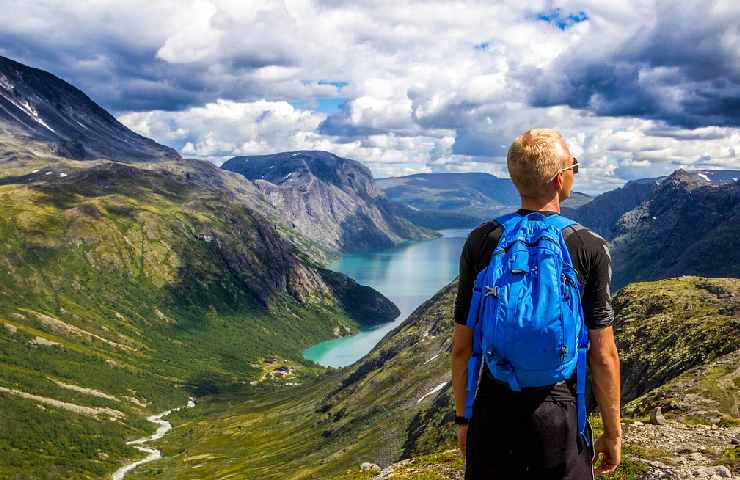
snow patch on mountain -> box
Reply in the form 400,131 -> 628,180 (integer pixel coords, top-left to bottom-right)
417,381 -> 448,404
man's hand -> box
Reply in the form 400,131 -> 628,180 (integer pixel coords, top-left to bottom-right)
593,432 -> 621,475
457,424 -> 468,457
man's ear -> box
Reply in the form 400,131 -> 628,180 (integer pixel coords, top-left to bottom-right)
551,172 -> 563,191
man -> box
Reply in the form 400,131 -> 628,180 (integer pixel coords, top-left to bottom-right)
451,129 -> 622,479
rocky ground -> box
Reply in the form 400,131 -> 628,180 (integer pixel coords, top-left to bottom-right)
624,420 -> 738,479
333,417 -> 739,480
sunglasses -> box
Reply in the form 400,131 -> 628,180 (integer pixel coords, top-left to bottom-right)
550,157 -> 579,181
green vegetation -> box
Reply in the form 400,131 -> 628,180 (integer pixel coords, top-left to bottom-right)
121,276 -> 738,479
616,277 -> 739,422
0,160 -> 363,479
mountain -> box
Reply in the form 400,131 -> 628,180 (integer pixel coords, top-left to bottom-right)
127,276 -> 740,479
0,155 -> 405,479
572,170 -> 740,241
608,170 -> 740,289
569,177 -> 660,239
377,172 -> 592,229
0,58 -> 399,479
0,55 -> 178,162
222,151 -> 438,253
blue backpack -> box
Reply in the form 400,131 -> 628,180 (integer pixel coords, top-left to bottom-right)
464,211 -> 590,446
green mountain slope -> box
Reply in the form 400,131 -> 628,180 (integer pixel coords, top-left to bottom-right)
0,157 -> 397,479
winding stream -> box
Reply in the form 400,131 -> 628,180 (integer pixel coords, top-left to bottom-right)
111,398 -> 195,480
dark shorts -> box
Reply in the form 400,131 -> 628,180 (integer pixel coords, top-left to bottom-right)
465,395 -> 594,480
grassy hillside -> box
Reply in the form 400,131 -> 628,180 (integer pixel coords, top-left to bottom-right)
613,277 -> 739,419
0,157 -> 391,479
121,283 -> 457,480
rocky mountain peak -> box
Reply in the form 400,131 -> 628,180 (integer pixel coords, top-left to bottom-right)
223,150 -> 379,200
0,55 -> 179,162
657,168 -> 706,193
222,151 -> 436,252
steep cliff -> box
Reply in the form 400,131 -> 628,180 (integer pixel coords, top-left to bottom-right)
222,151 -> 438,253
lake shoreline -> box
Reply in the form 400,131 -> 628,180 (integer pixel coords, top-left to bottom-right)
304,228 -> 470,367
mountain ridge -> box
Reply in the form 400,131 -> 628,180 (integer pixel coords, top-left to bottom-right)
222,151 -> 438,253
0,54 -> 179,162
377,171 -> 591,228
0,57 -> 400,479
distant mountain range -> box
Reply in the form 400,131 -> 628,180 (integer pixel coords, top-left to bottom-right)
222,152 -> 437,253
560,169 -> 740,289
377,172 -> 591,228
380,167 -> 740,289
605,169 -> 740,289
0,55 -> 178,162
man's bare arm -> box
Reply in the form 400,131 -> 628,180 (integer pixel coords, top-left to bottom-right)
589,325 -> 621,474
451,324 -> 473,455
452,324 -> 473,416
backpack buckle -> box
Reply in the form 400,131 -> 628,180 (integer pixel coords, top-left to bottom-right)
484,286 -> 498,297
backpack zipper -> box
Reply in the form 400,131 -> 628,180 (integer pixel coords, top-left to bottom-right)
560,273 -> 572,363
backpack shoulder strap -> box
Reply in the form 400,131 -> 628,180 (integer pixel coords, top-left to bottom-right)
494,212 -> 521,230
543,213 -> 577,230
544,215 -> 590,447
495,213 -> 525,248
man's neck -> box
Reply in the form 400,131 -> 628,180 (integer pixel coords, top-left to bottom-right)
519,195 -> 561,213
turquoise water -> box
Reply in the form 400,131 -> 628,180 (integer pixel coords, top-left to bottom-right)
303,228 -> 471,367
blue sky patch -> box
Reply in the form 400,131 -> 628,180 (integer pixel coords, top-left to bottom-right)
536,8 -> 588,30
291,97 -> 348,115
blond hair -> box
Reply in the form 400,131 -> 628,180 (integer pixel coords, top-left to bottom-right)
506,129 -> 568,198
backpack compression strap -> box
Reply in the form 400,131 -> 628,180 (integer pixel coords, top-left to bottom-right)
543,213 -> 591,448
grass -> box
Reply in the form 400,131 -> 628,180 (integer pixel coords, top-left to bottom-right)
589,415 -> 651,480
0,162 -> 361,479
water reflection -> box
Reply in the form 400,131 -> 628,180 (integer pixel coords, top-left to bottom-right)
303,228 -> 471,367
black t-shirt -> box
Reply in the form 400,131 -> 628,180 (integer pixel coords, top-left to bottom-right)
454,209 -> 614,402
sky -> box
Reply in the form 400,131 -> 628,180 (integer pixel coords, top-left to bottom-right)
1,0 -> 739,194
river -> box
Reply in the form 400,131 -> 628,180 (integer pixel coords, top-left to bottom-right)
111,398 -> 195,480
303,228 -> 471,367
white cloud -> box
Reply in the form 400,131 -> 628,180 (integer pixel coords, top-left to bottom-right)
2,0 -> 740,192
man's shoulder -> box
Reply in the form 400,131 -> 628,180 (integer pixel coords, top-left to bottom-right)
562,221 -> 609,254
467,219 -> 504,244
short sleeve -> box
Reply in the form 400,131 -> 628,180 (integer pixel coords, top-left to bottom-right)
582,235 -> 614,329
453,232 -> 476,326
